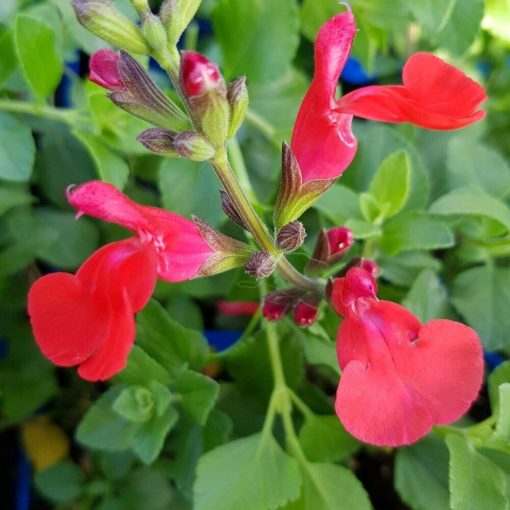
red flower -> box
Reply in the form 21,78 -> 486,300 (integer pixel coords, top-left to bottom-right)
291,8 -> 487,183
28,181 -> 214,381
325,226 -> 353,257
331,267 -> 483,446
217,300 -> 259,316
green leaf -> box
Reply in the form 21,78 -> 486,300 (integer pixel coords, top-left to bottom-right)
484,0 -> 510,43
489,362 -> 510,412
345,218 -> 382,240
0,183 -> 33,217
120,467 -> 174,510
73,130 -> 129,189
212,0 -> 300,83
76,387 -> 138,451
446,139 -> 510,199
0,28 -> 17,86
35,124 -> 96,208
194,433 -> 302,510
174,369 -> 219,425
380,212 -> 454,255
452,265 -> 510,351
249,68 -> 309,140
378,251 -> 441,287
493,383 -> 510,444
355,0 -> 412,30
343,124 -> 429,211
35,210 -> 99,269
313,184 -> 362,225
446,434 -> 508,510
119,346 -> 171,386
402,268 -> 450,322
300,0 -> 339,41
225,329 -> 304,401
299,331 -> 340,375
283,462 -> 372,510
0,113 -> 35,182
436,0 -> 484,56
136,299 -> 209,372
159,158 -> 223,228
113,386 -> 158,423
410,0 -> 457,34
34,461 -> 85,503
395,436 -> 450,510
14,13 -> 63,98
133,406 -> 179,464
368,150 -> 410,220
299,415 -> 360,463
0,222 -> 57,280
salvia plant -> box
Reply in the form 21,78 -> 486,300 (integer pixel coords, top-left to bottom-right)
1,0 -> 510,508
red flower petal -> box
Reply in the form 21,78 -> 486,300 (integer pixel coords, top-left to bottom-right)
77,288 -> 135,381
336,53 -> 487,130
140,205 -> 214,282
28,273 -> 107,367
67,181 -> 149,234
180,51 -> 221,97
290,11 -> 358,182
89,49 -> 125,91
335,300 -> 484,446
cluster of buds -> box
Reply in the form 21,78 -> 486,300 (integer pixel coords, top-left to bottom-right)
263,288 -> 320,327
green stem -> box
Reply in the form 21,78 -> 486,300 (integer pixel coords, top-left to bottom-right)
0,99 -> 80,124
213,146 -> 321,290
157,49 -> 321,292
227,138 -> 258,204
245,109 -> 277,140
361,237 -> 378,260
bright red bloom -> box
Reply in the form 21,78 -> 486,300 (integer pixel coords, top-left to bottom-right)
180,51 -> 221,97
291,9 -> 487,183
332,268 -> 483,446
28,181 -> 214,381
89,49 -> 125,90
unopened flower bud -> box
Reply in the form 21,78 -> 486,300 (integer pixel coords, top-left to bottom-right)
245,252 -> 276,279
180,51 -> 230,145
220,191 -> 246,229
137,128 -> 178,157
72,0 -> 149,54
263,298 -> 288,321
306,226 -> 354,275
276,221 -> 306,252
326,227 -> 353,257
360,259 -> 379,278
173,132 -> 216,161
160,0 -> 201,46
100,50 -> 190,132
141,11 -> 167,51
227,77 -> 248,138
89,49 -> 125,90
293,300 -> 319,327
181,51 -> 221,97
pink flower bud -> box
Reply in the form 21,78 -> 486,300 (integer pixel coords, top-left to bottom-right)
263,298 -> 288,321
326,227 -> 353,256
360,259 -> 379,278
180,51 -> 221,97
89,49 -> 125,91
293,300 -> 318,327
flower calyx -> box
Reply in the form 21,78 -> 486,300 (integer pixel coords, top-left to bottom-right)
220,190 -> 247,230
274,142 -> 335,230
306,226 -> 354,275
90,49 -> 190,132
72,0 -> 149,54
226,76 -> 249,139
192,215 -> 254,277
160,0 -> 202,47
